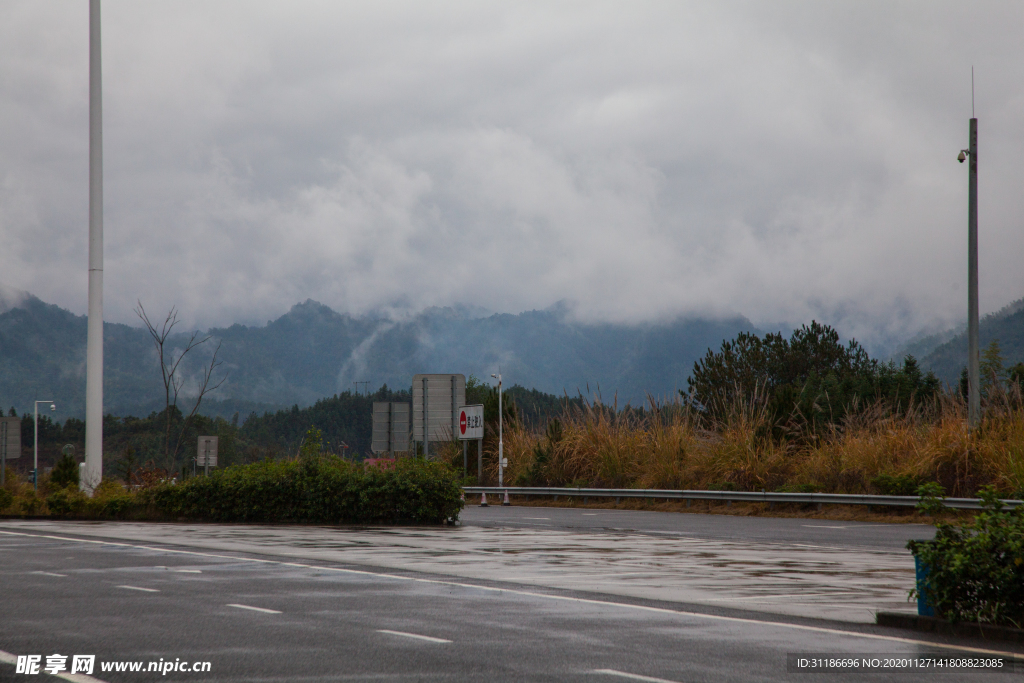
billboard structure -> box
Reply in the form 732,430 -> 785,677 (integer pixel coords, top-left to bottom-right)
412,374 -> 466,457
196,435 -> 218,474
371,402 -> 411,454
0,416 -> 20,486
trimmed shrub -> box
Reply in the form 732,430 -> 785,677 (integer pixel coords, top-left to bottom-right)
50,454 -> 80,489
2,455 -> 462,525
871,473 -> 923,496
908,486 -> 1024,627
155,456 -> 463,525
45,488 -> 87,518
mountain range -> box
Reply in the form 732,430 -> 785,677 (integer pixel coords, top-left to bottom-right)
5,287 -> 1023,419
0,291 -> 756,418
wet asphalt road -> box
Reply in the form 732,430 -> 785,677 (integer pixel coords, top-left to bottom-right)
1,525 -> 1017,683
460,504 -> 936,551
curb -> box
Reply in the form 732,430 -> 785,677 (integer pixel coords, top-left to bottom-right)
876,612 -> 1024,645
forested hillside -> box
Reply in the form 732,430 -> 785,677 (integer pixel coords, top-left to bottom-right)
920,298 -> 1024,385
0,293 -> 758,415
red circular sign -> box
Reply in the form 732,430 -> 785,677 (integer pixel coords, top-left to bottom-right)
460,410 -> 467,435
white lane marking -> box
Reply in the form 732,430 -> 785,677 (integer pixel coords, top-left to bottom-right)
1,528 -> 1018,659
803,525 -> 849,529
116,585 -> 159,592
34,571 -> 67,577
227,603 -> 281,614
0,648 -> 110,683
582,513 -> 599,516
523,517 -> 550,520
377,629 -> 451,644
593,669 -> 681,683
174,569 -> 202,573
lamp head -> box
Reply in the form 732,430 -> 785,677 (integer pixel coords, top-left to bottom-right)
958,150 -> 967,163
50,403 -> 56,411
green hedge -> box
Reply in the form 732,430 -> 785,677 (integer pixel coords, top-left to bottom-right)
908,486 -> 1024,627
12,457 -> 463,525
155,457 -> 463,524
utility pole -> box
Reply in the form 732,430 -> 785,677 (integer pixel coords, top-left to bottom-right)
967,116 -> 980,428
959,112 -> 979,428
84,0 -> 104,493
491,370 -> 503,487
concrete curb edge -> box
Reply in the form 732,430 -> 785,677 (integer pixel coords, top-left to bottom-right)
876,612 -> 1024,645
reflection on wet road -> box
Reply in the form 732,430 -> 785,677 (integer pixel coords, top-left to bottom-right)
0,519 -> 916,623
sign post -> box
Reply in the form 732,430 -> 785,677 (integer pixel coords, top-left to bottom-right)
457,405 -> 484,480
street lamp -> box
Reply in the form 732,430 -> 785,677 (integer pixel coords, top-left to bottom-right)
491,371 -> 504,487
34,401 -> 56,491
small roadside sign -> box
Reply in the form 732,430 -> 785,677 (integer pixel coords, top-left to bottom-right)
1,417 -> 21,460
196,436 -> 218,467
1,416 -> 21,486
458,405 -> 484,440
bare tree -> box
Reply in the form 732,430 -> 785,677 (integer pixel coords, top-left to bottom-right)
136,302 -> 227,465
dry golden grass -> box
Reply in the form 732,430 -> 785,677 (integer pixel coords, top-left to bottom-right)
467,392 -> 1024,498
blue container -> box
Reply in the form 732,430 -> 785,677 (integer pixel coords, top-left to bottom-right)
915,555 -> 935,617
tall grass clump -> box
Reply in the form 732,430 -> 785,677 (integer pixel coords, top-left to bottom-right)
479,387 -> 1024,499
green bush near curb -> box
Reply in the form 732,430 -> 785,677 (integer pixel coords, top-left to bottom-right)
5,457 -> 463,525
157,457 -> 463,524
908,486 -> 1024,628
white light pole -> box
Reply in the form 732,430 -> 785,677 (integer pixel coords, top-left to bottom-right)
491,371 -> 503,487
84,0 -> 104,493
34,401 -> 56,491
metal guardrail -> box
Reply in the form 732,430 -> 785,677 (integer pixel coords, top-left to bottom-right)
462,486 -> 1024,511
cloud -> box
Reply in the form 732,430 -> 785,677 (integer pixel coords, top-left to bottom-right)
2,1 -> 1023,355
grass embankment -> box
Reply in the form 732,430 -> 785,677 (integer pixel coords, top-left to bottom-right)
451,393 -> 1024,503
0,456 -> 463,525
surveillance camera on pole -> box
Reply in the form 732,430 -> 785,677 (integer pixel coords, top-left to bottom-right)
959,98 -> 979,428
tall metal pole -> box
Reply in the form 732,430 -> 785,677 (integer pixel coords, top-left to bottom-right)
967,117 -> 980,428
34,402 -> 39,491
85,0 -> 104,493
495,372 -> 503,487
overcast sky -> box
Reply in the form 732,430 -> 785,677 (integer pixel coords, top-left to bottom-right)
2,1 -> 1022,352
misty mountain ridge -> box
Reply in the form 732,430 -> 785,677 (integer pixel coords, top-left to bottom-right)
0,292 -> 758,417
6,290 -> 1023,419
